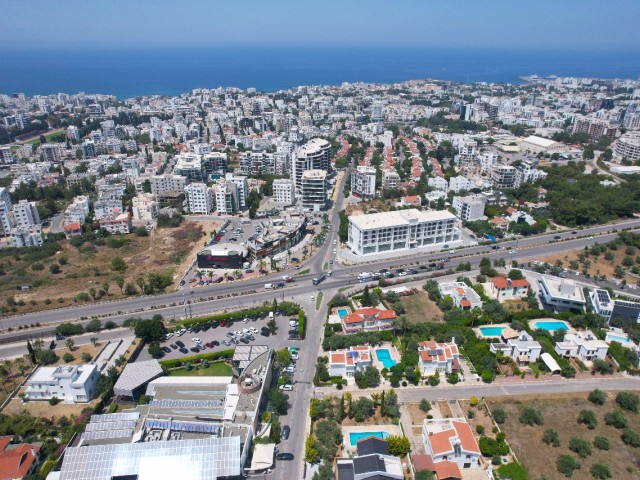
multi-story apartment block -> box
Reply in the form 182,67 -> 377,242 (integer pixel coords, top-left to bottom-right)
40,144 -> 62,163
0,146 -> 15,164
538,275 -> 586,312
25,364 -> 100,403
11,226 -> 43,248
272,179 -> 295,205
351,166 -> 377,199
490,165 -> 516,190
63,196 -> 91,225
173,154 -> 203,182
348,209 -> 459,256
132,193 -> 159,222
214,182 -> 239,214
184,183 -> 214,214
452,194 -> 486,222
11,200 -> 40,229
292,138 -> 331,191
93,199 -> 123,220
383,169 -> 401,190
239,152 -> 276,176
99,213 -> 132,235
202,152 -> 228,177
590,288 -> 640,326
150,174 -> 188,198
572,115 -> 617,142
514,160 -> 547,188
300,169 -> 327,211
224,173 -> 248,208
615,133 -> 640,161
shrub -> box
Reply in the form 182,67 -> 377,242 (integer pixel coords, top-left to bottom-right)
419,399 -> 431,413
467,409 -> 475,419
469,396 -> 479,407
542,428 -> 560,447
604,409 -> 628,429
593,436 -> 610,450
479,436 -> 509,457
588,389 -> 606,405
476,425 -> 485,435
616,392 -> 639,413
519,406 -> 544,426
492,407 -> 507,424
49,264 -> 61,274
491,455 -> 501,466
556,454 -> 580,477
386,435 -> 411,457
568,437 -> 592,458
62,352 -> 74,363
590,463 -> 611,479
577,409 -> 597,429
48,396 -> 60,406
592,359 -> 613,375
621,428 -> 640,447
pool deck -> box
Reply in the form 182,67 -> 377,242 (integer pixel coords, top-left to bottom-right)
373,342 -> 401,370
474,323 -> 510,338
605,328 -> 637,348
341,424 -> 402,452
528,318 -> 575,333
328,306 -> 352,325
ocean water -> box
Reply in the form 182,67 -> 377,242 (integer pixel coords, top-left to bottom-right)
1,46 -> 638,99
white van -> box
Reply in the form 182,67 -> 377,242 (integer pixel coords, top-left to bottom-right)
264,283 -> 273,290
269,311 -> 274,320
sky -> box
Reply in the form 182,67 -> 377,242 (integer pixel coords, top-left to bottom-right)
1,0 -> 639,51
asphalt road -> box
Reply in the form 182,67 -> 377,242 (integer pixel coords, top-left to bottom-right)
1,217 -> 639,336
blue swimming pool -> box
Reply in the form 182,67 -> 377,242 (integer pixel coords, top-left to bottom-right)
479,326 -> 505,337
376,349 -> 397,369
337,308 -> 348,320
349,431 -> 389,445
606,334 -> 633,345
534,321 -> 569,331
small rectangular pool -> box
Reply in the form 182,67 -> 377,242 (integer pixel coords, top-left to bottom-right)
534,321 -> 569,331
349,431 -> 389,445
337,308 -> 349,320
606,334 -> 633,345
375,349 -> 397,369
479,326 -> 505,337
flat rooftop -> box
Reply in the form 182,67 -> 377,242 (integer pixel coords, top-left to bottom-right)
349,208 -> 455,230
541,275 -> 586,303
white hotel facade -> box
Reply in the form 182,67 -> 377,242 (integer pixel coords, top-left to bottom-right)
347,209 -> 459,256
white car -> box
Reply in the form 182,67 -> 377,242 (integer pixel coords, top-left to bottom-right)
291,354 -> 299,361
310,295 -> 315,301
279,384 -> 293,391
242,317 -> 249,324
398,271 -> 407,277
588,236 -> 593,240
289,320 -> 298,327
284,366 -> 295,373
449,249 -> 456,254
176,329 -> 186,336
234,330 -> 242,337
333,239 -> 337,245
164,332 -> 173,340
250,327 -> 259,333
242,328 -> 251,334
192,338 -> 202,344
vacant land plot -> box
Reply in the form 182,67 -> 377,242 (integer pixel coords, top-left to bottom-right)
0,221 -> 217,316
400,291 -> 444,323
168,361 -> 233,377
487,392 -> 640,479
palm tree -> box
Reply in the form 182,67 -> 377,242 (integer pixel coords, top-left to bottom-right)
258,259 -> 266,273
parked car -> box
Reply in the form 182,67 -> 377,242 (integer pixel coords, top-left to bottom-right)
170,344 -> 178,350
276,453 -> 294,461
281,426 -> 290,440
179,347 -> 189,354
162,346 -> 171,354
175,340 -> 185,348
279,384 -> 293,391
190,347 -> 200,353
223,340 -> 231,346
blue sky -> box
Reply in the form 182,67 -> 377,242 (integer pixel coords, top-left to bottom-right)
1,0 -> 639,50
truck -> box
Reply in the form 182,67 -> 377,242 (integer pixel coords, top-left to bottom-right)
264,283 -> 274,290
312,274 -> 326,285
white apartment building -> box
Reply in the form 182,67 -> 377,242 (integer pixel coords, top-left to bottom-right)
0,146 -> 15,164
173,154 -> 203,182
25,364 -> 100,403
225,173 -> 248,208
490,164 -> 516,190
150,174 -> 188,198
11,226 -> 43,248
448,176 -> 474,193
64,195 -> 91,225
439,281 -> 483,310
351,166 -> 377,198
538,275 -> 586,312
514,160 -> 547,188
272,179 -> 295,205
132,193 -> 159,222
99,213 -> 132,235
615,133 -> 640,161
239,151 -> 276,176
300,169 -> 327,211
12,200 -> 40,228
383,170 -> 401,190
215,182 -> 239,214
292,138 -> 331,191
478,151 -> 498,173
184,183 -> 214,214
452,194 -> 486,222
347,209 -> 459,256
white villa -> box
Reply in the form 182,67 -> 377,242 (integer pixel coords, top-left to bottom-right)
329,346 -> 372,378
555,330 -> 609,362
490,329 -> 542,365
25,364 -> 100,403
417,340 -> 460,376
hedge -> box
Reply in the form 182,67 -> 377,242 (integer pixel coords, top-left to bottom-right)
298,310 -> 306,338
159,349 -> 235,369
180,302 -> 300,328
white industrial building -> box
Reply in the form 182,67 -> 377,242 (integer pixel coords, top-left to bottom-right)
347,209 -> 460,256
185,183 -> 214,214
25,364 -> 101,403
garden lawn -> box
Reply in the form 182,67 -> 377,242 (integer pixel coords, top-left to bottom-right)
168,362 -> 233,377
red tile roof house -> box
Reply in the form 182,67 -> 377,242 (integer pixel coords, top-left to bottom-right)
329,345 -> 372,379
488,276 -> 530,301
417,340 -> 460,377
0,436 -> 40,480
412,454 -> 462,480
63,222 -> 82,239
421,418 -> 481,470
342,308 -> 397,334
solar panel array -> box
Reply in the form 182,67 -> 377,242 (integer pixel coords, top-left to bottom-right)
90,412 -> 139,423
81,429 -> 134,441
145,419 -> 220,435
59,437 -> 241,480
85,420 -> 137,432
150,399 -> 223,409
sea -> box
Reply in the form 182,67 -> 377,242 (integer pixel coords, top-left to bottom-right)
1,46 -> 639,99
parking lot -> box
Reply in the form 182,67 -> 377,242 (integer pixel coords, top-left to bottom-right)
135,312 -> 301,363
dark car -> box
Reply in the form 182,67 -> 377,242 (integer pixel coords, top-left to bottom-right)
202,323 -> 211,331
276,453 -> 294,461
572,231 -> 577,234
407,268 -> 418,274
288,333 -> 300,340
162,346 -> 171,354
212,340 -> 220,346
176,340 -> 185,348
205,342 -> 214,348
281,426 -> 290,440
190,347 -> 200,353
170,344 -> 178,350
261,330 -> 270,337
554,235 -> 561,240
193,324 -> 202,333
179,347 -> 189,354
276,282 -> 285,288
240,337 -> 249,344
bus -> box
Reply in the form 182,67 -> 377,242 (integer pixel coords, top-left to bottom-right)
312,274 -> 326,285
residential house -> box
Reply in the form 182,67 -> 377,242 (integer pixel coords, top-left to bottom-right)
99,212 -> 132,235
63,222 -> 82,239
488,276 -> 530,301
400,195 -> 421,207
417,340 -> 460,376
439,282 -> 482,310
538,275 -> 586,312
412,454 -> 462,480
490,329 -> 542,365
0,436 -> 40,480
328,346 -> 372,378
25,364 -> 100,403
336,437 -> 404,480
554,330 -> 609,362
590,288 -> 640,326
422,418 -> 481,469
342,308 -> 397,334
132,193 -> 160,222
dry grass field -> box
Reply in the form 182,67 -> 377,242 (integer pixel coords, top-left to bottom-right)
399,290 -> 444,323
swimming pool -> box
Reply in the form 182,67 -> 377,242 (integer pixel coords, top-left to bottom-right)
606,334 -> 633,345
376,349 -> 397,369
337,308 -> 349,320
534,321 -> 569,331
479,326 -> 506,337
349,431 -> 389,445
